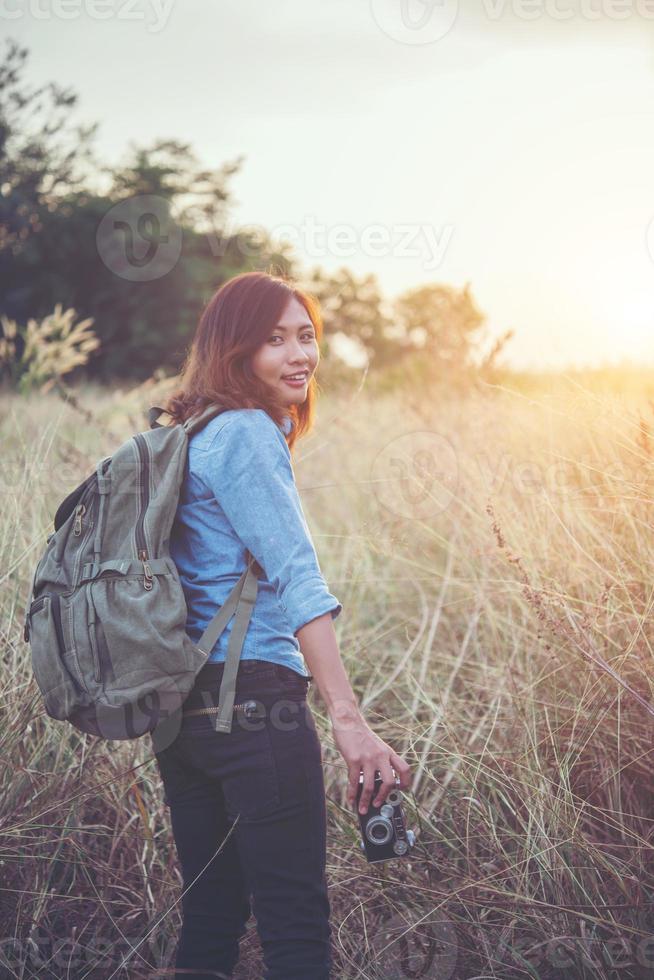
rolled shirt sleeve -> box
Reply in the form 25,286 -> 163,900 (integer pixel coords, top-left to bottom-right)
196,410 -> 342,635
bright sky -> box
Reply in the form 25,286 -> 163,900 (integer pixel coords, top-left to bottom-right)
7,0 -> 654,370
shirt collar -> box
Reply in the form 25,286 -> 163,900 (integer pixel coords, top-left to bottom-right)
279,414 -> 294,436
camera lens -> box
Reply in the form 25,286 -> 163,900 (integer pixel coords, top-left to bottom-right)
365,815 -> 393,845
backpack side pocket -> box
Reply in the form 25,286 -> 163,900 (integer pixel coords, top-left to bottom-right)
28,594 -> 83,720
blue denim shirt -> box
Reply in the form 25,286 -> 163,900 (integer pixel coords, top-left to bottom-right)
170,408 -> 342,677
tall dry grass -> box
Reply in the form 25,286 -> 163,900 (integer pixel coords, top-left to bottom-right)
2,369 -> 654,979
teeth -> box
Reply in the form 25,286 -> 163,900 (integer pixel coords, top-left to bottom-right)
284,374 -> 307,380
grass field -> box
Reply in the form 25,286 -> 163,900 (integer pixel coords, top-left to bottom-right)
3,368 -> 654,979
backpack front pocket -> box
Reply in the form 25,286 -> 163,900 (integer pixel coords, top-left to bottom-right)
85,563 -> 198,703
28,593 -> 83,720
86,583 -> 103,684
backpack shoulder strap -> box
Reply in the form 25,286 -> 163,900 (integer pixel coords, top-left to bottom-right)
148,406 -> 173,429
195,553 -> 261,733
148,404 -> 227,437
183,404 -> 227,437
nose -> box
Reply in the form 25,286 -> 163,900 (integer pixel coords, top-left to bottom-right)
288,339 -> 311,364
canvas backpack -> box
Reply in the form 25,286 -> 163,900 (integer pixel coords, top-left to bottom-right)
22,403 -> 262,741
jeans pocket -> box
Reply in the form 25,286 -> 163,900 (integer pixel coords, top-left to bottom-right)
267,664 -> 310,700
220,721 -> 280,821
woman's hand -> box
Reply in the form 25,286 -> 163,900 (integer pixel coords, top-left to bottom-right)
294,612 -> 412,813
330,707 -> 413,815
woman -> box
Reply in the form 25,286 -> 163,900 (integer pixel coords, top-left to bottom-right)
153,270 -> 412,980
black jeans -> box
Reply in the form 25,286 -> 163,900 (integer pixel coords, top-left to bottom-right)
152,659 -> 332,979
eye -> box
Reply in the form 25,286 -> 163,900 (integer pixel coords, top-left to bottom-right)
268,332 -> 316,343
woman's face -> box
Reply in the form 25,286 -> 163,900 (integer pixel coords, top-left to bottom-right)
250,296 -> 319,407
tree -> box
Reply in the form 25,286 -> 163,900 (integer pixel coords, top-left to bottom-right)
301,266 -> 399,369
390,282 -> 513,389
0,38 -> 97,264
105,139 -> 241,233
0,40 -> 293,381
393,282 -> 485,366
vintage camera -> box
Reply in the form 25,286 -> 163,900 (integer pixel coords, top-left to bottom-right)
356,772 -> 416,863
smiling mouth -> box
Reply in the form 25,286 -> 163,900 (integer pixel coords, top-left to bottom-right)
282,372 -> 309,382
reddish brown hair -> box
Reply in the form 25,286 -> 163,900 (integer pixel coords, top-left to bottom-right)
163,271 -> 324,451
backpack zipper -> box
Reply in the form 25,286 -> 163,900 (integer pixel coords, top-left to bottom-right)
73,503 -> 86,536
133,433 -> 154,591
23,595 -> 47,642
138,549 -> 154,590
23,593 -> 69,651
50,594 -> 66,655
86,583 -> 102,683
183,699 -> 259,717
71,498 -> 96,590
